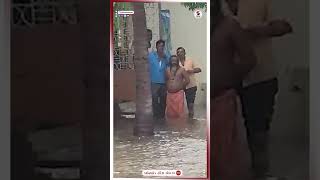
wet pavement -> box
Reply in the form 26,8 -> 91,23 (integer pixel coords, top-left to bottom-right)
113,107 -> 208,178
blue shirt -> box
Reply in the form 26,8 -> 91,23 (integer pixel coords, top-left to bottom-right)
148,51 -> 171,84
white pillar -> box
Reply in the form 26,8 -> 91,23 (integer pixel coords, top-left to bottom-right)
0,0 -> 10,179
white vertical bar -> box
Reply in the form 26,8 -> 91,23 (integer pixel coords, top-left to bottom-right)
206,1 -> 210,178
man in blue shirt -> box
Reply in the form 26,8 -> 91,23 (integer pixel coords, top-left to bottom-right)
148,40 -> 171,122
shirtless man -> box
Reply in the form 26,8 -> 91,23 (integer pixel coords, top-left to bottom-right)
165,55 -> 190,119
212,0 -> 257,179
213,11 -> 256,98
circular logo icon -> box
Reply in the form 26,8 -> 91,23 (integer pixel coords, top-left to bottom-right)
176,170 -> 181,176
193,9 -> 203,19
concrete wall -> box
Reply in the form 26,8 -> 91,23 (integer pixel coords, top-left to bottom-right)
0,0 -> 10,178
145,3 -> 160,52
270,0 -> 309,140
11,26 -> 85,129
113,3 -> 158,103
114,70 -> 136,101
310,0 -> 320,178
160,3 -> 207,106
117,3 -> 208,106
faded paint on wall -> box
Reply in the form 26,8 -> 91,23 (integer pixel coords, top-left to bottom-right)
270,0 -> 309,140
145,3 -> 160,52
114,3 -> 208,106
114,70 -> 136,102
160,2 -> 207,105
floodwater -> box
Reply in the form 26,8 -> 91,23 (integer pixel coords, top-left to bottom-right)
113,116 -> 208,178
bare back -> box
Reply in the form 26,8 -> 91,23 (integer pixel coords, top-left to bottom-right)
213,16 -> 257,97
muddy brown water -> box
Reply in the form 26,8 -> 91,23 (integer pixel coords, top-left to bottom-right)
113,117 -> 208,178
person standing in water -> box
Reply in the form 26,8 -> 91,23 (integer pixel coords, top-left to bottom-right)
212,0 -> 257,179
165,55 -> 190,119
148,40 -> 171,124
177,47 -> 202,121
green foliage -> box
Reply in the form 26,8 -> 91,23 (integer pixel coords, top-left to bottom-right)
181,2 -> 207,12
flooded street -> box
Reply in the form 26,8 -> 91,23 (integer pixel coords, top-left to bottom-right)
114,115 -> 208,178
